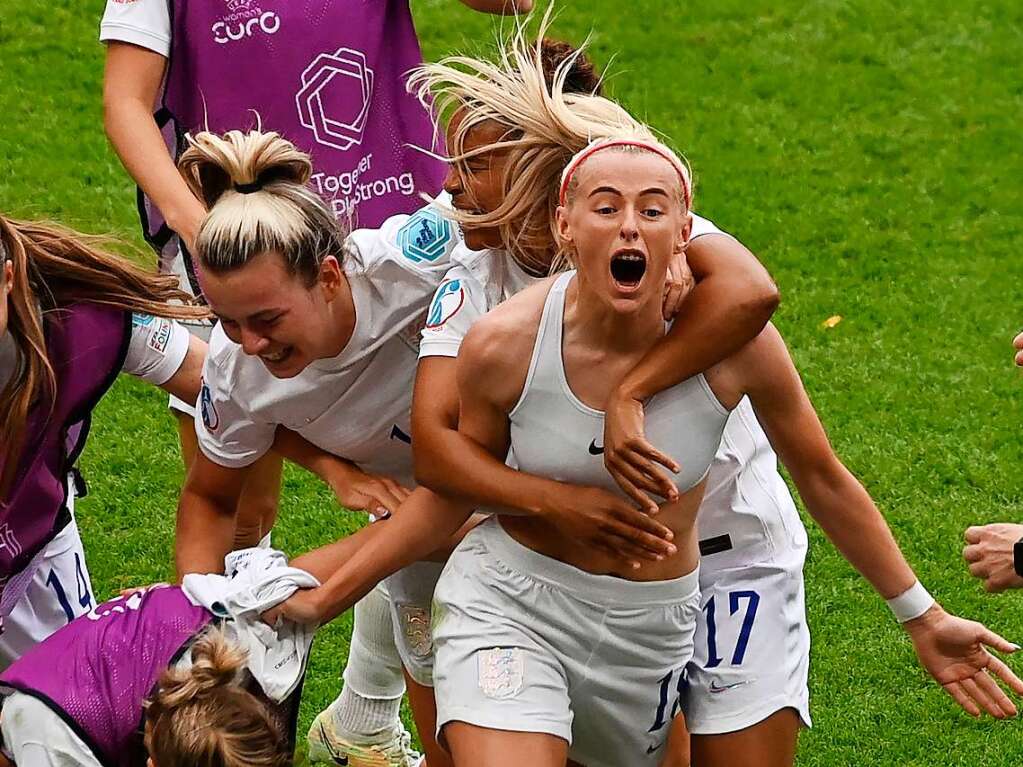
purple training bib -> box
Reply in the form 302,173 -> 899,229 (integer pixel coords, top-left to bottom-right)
0,304 -> 129,618
145,0 -> 448,287
1,586 -> 213,767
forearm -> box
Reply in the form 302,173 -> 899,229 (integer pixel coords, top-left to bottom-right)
174,490 -> 237,579
619,270 -> 778,401
103,97 -> 204,237
799,463 -> 917,599
302,488 -> 473,623
416,426 -> 565,515
273,428 -> 356,484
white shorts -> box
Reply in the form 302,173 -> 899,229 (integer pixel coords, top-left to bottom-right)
0,503 -> 94,669
0,691 -> 102,766
432,519 -> 701,767
382,561 -> 445,687
684,541 -> 811,734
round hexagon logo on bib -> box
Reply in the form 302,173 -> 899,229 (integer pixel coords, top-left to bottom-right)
296,47 -> 375,152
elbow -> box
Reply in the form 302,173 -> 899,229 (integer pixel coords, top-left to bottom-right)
413,452 -> 445,493
749,277 -> 781,325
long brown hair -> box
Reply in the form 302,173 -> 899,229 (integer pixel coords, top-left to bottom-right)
0,215 -> 210,499
144,629 -> 288,767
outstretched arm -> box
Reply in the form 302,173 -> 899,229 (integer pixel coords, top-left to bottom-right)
737,324 -> 1023,718
604,233 -> 779,507
265,487 -> 475,626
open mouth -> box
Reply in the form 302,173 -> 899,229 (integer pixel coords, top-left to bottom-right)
610,249 -> 647,289
260,346 -> 293,366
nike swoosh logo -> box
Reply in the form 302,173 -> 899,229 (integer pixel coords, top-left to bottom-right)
646,742 -> 664,754
709,679 -> 752,694
588,439 -> 604,455
320,723 -> 349,765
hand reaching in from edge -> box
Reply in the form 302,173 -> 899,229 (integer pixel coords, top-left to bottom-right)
905,605 -> 1023,718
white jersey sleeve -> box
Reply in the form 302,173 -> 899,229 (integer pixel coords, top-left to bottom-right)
122,313 -> 190,385
194,326 -> 276,469
99,0 -> 172,57
691,212 -> 729,240
418,266 -> 488,359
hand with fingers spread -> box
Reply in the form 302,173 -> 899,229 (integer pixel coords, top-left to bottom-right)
662,250 -> 695,321
326,463 -> 412,519
963,523 -> 1023,592
1013,331 -> 1023,367
603,389 -> 681,513
537,482 -> 677,569
904,605 -> 1023,718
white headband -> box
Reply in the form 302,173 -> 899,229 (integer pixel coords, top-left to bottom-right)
559,138 -> 692,210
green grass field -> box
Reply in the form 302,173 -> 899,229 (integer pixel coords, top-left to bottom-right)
2,0 -> 1023,763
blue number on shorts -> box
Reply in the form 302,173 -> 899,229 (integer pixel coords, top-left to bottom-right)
74,553 -> 92,610
702,597 -> 723,668
648,667 -> 687,732
729,590 -> 760,665
703,589 -> 761,668
45,570 -> 76,624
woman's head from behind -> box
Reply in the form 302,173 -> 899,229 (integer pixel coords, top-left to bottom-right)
178,129 -> 350,378
413,24 -> 644,273
145,629 -> 287,767
556,137 -> 693,315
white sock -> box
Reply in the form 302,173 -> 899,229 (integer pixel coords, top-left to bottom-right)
331,684 -> 403,741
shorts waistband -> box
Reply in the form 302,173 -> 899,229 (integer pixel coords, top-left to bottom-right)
473,518 -> 699,607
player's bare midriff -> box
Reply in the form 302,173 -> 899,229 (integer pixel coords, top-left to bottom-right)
500,480 -> 705,581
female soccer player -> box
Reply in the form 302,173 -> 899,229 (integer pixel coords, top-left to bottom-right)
0,215 -> 206,667
0,582 -> 303,766
372,31 -> 1023,766
100,0 -> 533,555
284,138 -> 1023,767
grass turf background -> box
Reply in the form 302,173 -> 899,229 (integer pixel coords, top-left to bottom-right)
2,0 -> 1022,763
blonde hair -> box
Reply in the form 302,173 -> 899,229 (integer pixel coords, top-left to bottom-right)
409,13 -> 662,273
0,216 -> 209,501
145,629 -> 287,767
177,129 -> 347,286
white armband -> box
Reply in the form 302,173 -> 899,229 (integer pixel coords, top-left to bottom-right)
886,581 -> 935,623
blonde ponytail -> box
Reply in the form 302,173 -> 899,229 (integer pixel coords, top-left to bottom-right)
145,629 -> 287,767
178,129 -> 346,286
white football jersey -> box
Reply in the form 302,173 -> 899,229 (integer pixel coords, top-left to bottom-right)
195,205 -> 459,486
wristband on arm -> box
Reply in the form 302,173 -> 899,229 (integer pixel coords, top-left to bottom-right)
886,581 -> 936,623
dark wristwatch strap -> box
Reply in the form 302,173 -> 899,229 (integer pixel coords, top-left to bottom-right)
1014,536 -> 1023,578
